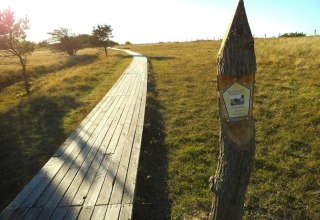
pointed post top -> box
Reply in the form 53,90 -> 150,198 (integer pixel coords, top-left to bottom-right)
217,0 -> 256,76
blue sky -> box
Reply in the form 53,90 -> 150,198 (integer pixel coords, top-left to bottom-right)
0,0 -> 319,43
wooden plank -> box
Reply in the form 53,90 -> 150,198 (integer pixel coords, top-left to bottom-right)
19,95 -> 120,210
122,99 -> 146,204
104,204 -> 121,220
66,77 -> 138,206
61,58 -> 140,208
106,65 -> 141,155
50,206 -> 68,220
64,206 -> 82,220
96,70 -> 142,206
36,206 -> 57,219
0,50 -> 147,220
77,206 -> 94,220
53,75 -> 126,158
122,79 -> 147,204
22,207 -> 42,220
8,208 -> 28,220
54,63 -> 133,158
33,96 -> 122,210
109,85 -> 143,205
91,205 -> 108,220
70,101 -> 129,206
40,96 -> 125,212
119,204 -> 133,220
17,157 -> 63,208
36,72 -> 134,217
62,65 -> 140,205
82,156 -> 111,207
120,55 -> 147,206
0,157 -> 62,219
94,119 -> 132,205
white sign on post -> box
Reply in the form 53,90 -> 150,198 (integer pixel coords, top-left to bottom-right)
222,81 -> 251,118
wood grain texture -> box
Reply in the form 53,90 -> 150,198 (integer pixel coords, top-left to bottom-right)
211,0 -> 257,219
217,0 -> 256,76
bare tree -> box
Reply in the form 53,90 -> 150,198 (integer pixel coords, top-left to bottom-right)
0,9 -> 35,96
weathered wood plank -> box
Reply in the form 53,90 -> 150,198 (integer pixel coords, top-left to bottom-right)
53,72 -> 129,158
52,97 -> 125,209
67,97 -> 130,205
69,73 -> 141,206
63,206 -> 82,220
81,154 -> 112,207
62,58 -> 140,208
0,157 -> 61,219
95,120 -> 134,205
109,84 -> 143,205
36,206 -> 57,219
104,71 -> 141,155
96,65 -> 144,206
77,206 -> 94,220
18,95 -> 120,211
121,57 -> 147,205
50,206 -> 68,220
22,207 -> 42,220
34,96 -> 123,216
31,69 -> 132,217
119,204 -> 133,220
104,204 -> 121,220
122,95 -> 146,204
91,205 -> 108,220
1,50 -> 147,220
8,208 -> 28,220
18,157 -> 63,208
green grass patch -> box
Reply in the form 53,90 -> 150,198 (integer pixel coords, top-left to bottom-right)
0,48 -> 132,210
120,38 -> 320,219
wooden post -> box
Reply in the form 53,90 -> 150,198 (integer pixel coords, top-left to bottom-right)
210,0 -> 256,219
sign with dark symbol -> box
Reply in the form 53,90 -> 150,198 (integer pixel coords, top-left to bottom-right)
222,81 -> 251,118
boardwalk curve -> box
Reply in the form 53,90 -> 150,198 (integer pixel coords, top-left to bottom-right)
1,49 -> 148,220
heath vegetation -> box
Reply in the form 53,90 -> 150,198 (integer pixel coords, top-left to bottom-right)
0,34 -> 319,219
121,37 -> 319,219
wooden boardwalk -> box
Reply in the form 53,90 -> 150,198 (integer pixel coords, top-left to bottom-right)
1,49 -> 148,220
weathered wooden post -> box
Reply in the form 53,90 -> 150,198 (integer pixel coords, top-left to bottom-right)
210,0 -> 256,219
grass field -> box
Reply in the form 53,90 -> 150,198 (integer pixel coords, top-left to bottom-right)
1,38 -> 319,219
0,48 -> 132,210
120,38 -> 320,219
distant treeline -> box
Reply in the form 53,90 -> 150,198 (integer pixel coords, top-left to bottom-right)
279,32 -> 306,38
37,34 -> 118,49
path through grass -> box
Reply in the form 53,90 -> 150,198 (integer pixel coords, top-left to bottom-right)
0,48 -> 132,210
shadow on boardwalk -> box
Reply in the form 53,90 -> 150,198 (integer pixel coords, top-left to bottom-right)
133,61 -> 171,219
0,96 -> 76,210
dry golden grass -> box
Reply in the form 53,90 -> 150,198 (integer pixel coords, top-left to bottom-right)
119,37 -> 320,219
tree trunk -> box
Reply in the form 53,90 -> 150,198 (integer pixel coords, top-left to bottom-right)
104,47 -> 108,56
210,1 -> 256,219
211,120 -> 255,220
19,56 -> 31,96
